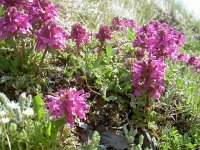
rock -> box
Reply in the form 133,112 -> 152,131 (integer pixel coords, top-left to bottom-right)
100,129 -> 128,150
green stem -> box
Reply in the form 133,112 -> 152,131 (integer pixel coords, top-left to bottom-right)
36,47 -> 49,76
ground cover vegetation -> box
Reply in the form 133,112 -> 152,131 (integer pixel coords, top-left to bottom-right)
0,0 -> 199,149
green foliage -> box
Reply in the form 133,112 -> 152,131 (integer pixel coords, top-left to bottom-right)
0,93 -> 77,150
158,126 -> 199,150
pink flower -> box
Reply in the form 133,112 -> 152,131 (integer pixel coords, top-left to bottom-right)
188,55 -> 198,65
123,18 -> 137,28
131,56 -> 166,99
96,25 -> 112,42
0,7 -> 32,39
69,23 -> 91,46
46,88 -> 90,126
132,21 -> 186,60
35,20 -> 66,51
187,55 -> 200,69
112,17 -> 126,31
27,0 -> 58,25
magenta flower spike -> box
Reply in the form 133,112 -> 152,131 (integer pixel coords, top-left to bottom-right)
96,24 -> 112,58
112,17 -> 126,31
27,0 -> 58,26
131,56 -> 166,105
0,7 -> 32,39
96,25 -> 112,42
35,20 -> 67,51
132,21 -> 186,60
187,55 -> 200,69
46,88 -> 90,126
69,23 -> 91,46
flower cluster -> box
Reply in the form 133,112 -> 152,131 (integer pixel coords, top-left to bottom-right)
69,23 -> 90,46
46,88 -> 90,126
131,56 -> 165,99
26,0 -> 58,25
96,25 -> 112,42
176,53 -> 200,69
35,21 -> 66,51
0,7 -> 32,39
112,17 -> 126,31
112,17 -> 137,31
132,20 -> 186,60
187,54 -> 200,69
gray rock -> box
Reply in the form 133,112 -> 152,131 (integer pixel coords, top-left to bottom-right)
100,129 -> 128,150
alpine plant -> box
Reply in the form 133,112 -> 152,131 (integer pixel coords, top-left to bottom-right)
35,20 -> 66,51
131,56 -> 166,106
69,23 -> 90,46
46,88 -> 90,126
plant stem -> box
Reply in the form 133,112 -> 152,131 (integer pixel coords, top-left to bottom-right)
98,41 -> 104,59
35,47 -> 49,76
146,94 -> 151,108
76,44 -> 80,55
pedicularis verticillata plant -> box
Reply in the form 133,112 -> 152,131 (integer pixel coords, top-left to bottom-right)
96,25 -> 113,58
131,20 -> 200,107
46,88 -> 90,126
0,0 -> 65,75
69,23 -> 91,54
130,56 -> 166,107
35,20 -> 67,75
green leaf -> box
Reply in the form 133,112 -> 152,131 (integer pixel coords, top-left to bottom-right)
33,95 -> 45,121
46,122 -> 52,137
